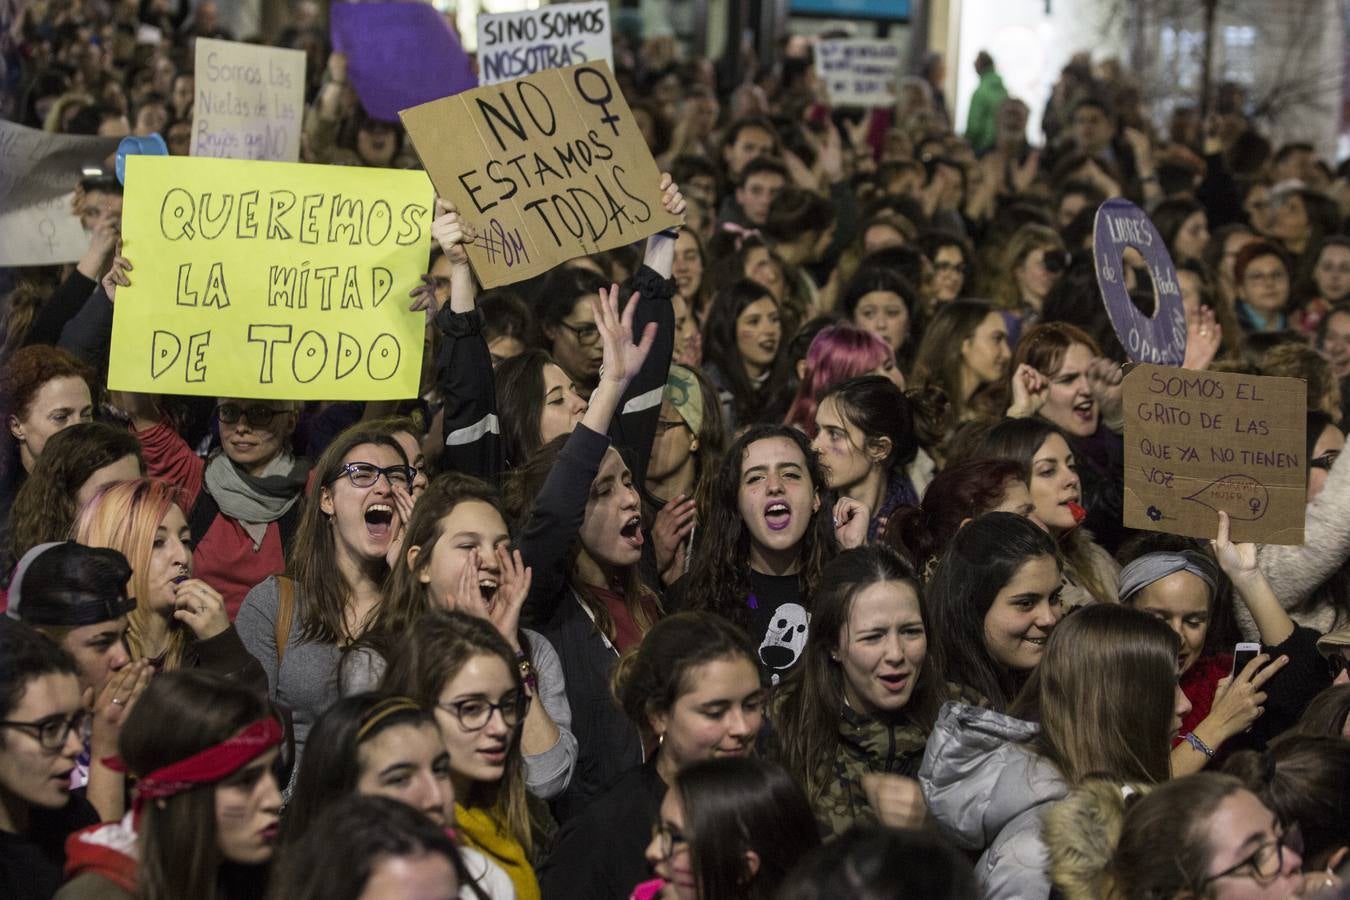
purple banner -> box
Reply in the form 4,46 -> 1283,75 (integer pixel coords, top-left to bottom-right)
331,2 -> 477,123
1092,198 -> 1187,366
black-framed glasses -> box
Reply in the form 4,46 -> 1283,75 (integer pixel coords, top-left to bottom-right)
1199,822 -> 1302,889
328,462 -> 415,490
0,710 -> 90,752
556,320 -> 601,346
436,691 -> 530,731
650,821 -> 688,859
1311,449 -> 1341,471
216,403 -> 287,428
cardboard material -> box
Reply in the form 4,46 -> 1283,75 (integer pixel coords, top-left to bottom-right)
814,39 -> 902,107
1122,364 -> 1306,544
192,38 -> 305,162
1093,198 -> 1188,366
0,121 -> 120,266
477,1 -> 612,86
400,61 -> 680,288
331,2 -> 476,122
109,156 -> 431,400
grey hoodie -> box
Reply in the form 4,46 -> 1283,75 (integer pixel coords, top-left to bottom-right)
919,703 -> 1067,900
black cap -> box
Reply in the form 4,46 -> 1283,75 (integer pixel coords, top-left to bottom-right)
8,542 -> 137,627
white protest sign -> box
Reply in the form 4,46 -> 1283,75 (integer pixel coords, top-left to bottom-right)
0,121 -> 120,267
814,39 -> 902,107
477,0 -> 612,86
193,38 -> 305,162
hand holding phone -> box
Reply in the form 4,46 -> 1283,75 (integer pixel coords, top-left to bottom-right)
1231,642 -> 1260,677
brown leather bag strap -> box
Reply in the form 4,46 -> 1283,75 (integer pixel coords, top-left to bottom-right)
274,575 -> 294,668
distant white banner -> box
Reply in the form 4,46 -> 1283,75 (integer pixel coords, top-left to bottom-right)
0,121 -> 120,266
814,39 -> 902,107
476,0 -> 612,86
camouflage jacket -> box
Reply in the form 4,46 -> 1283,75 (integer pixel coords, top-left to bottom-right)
812,682 -> 982,840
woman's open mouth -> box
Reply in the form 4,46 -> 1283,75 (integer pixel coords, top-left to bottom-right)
620,515 -> 645,549
877,672 -> 909,693
364,504 -> 394,540
764,502 -> 791,531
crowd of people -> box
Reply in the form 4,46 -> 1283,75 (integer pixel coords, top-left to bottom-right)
2,2 -> 1350,899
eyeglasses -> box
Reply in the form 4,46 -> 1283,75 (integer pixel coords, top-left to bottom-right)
436,692 -> 530,731
1310,449 -> 1341,471
650,821 -> 688,859
328,462 -> 415,489
216,403 -> 288,428
556,320 -> 601,346
0,710 -> 90,752
1199,822 -> 1302,889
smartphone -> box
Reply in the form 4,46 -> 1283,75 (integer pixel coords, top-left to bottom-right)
1232,642 -> 1261,676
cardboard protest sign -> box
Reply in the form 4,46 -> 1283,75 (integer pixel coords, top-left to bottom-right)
400,61 -> 681,289
477,1 -> 612,86
192,38 -> 305,162
814,39 -> 902,107
0,121 -> 120,266
331,2 -> 476,123
1122,364 -> 1306,544
1093,199 -> 1188,366
108,156 -> 432,400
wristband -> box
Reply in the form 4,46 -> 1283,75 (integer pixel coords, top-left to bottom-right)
1183,731 -> 1215,758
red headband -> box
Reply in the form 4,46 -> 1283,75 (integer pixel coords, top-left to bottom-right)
105,717 -> 282,814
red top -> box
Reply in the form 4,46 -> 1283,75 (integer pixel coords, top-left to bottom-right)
587,585 -> 657,654
1174,652 -> 1234,746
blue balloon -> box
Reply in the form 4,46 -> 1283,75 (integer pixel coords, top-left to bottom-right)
115,133 -> 169,185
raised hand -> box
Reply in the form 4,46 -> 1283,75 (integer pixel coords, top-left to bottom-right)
1087,357 -> 1124,424
1007,363 -> 1050,418
1211,510 -> 1260,582
1182,305 -> 1222,371
88,660 -> 153,758
591,282 -> 657,390
657,173 -> 687,222
487,545 -> 532,651
1205,652 -> 1288,743
102,243 -> 132,303
430,197 -> 474,266
383,483 -> 415,570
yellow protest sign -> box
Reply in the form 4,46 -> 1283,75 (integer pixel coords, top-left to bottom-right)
400,60 -> 680,288
109,156 -> 432,400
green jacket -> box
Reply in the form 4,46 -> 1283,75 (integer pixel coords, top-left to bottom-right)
811,682 -> 981,839
965,70 -> 1009,154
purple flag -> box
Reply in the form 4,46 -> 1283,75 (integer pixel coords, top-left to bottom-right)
331,2 -> 477,123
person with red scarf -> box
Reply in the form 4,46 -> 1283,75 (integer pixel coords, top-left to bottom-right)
58,671 -> 284,900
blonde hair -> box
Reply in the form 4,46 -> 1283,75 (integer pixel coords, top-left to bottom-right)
994,224 -> 1065,310
74,478 -> 189,668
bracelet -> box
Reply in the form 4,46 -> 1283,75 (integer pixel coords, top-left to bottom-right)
516,652 -> 538,695
1183,732 -> 1215,758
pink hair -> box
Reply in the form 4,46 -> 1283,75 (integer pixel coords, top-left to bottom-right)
783,323 -> 894,434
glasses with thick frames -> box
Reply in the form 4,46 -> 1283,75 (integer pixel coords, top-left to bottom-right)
436,692 -> 530,731
0,710 -> 90,752
1199,822 -> 1302,889
556,320 -> 601,346
327,462 -> 415,490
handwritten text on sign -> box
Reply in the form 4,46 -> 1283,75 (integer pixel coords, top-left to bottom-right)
1123,365 -> 1306,544
1093,199 -> 1188,366
477,1 -> 612,86
0,121 -> 120,266
400,61 -> 680,289
193,38 -> 305,162
814,39 -> 902,107
109,156 -> 431,400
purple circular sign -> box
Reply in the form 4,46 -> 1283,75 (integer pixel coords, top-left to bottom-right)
1092,198 -> 1187,366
